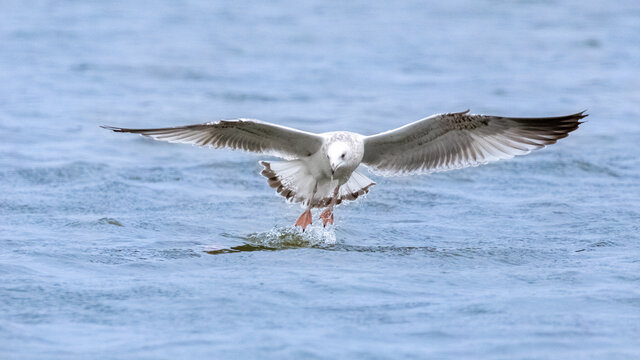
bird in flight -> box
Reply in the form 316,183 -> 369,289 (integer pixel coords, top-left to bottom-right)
102,110 -> 585,231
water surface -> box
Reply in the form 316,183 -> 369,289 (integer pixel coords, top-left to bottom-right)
1,0 -> 640,359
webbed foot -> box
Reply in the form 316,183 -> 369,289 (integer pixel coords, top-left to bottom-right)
295,209 -> 313,231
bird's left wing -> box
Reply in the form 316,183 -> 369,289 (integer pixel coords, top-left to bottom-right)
362,110 -> 586,175
102,118 -> 324,159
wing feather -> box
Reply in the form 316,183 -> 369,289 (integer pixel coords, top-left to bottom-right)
101,118 -> 324,159
363,111 -> 586,175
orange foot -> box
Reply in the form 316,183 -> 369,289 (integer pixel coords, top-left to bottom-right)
295,209 -> 312,232
320,208 -> 334,227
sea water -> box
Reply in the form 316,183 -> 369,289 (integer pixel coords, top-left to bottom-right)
1,0 -> 639,358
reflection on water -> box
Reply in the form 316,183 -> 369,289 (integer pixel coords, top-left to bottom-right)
207,243 -> 442,255
206,243 -> 282,254
206,225 -> 448,255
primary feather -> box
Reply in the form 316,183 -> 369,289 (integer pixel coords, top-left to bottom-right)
362,110 -> 586,175
101,118 -> 324,160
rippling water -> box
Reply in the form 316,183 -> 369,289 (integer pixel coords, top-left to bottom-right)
2,0 -> 640,358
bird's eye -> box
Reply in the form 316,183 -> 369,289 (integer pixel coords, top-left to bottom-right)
341,153 -> 346,159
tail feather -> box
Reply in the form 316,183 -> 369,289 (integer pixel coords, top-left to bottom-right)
260,160 -> 314,204
260,161 -> 375,208
337,168 -> 376,203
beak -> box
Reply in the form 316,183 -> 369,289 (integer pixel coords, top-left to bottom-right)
330,163 -> 337,175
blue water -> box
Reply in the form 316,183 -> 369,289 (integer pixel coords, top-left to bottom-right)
2,0 -> 640,358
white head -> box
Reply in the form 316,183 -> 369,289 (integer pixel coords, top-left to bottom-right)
327,142 -> 352,175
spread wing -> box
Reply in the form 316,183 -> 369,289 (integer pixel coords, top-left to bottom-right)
362,110 -> 586,175
101,118 -> 324,159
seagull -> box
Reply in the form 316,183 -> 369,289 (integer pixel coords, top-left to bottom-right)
102,110 -> 586,230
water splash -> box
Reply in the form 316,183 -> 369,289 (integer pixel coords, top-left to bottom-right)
205,225 -> 336,254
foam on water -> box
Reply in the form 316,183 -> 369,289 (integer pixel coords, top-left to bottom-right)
205,226 -> 337,254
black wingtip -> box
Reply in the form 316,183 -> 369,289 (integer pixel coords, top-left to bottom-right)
575,110 -> 589,124
100,125 -> 125,132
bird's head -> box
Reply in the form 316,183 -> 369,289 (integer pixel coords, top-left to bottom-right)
327,142 -> 352,175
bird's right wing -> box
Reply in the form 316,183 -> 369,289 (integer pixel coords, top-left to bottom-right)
102,118 -> 324,159
362,110 -> 586,175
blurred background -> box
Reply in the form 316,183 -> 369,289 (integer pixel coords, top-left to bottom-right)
1,0 -> 639,359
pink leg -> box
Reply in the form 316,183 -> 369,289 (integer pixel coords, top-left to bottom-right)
295,209 -> 313,232
320,186 -> 340,227
320,208 -> 334,226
